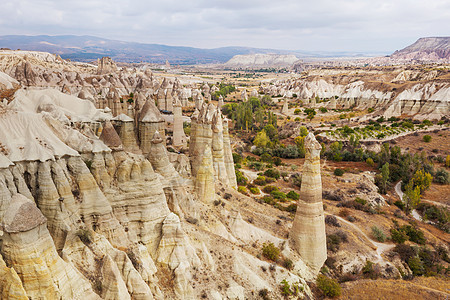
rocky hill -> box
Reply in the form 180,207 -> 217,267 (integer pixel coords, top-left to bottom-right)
224,54 -> 300,69
390,37 -> 450,62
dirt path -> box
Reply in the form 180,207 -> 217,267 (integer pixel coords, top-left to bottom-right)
395,181 -> 422,221
326,212 -> 395,264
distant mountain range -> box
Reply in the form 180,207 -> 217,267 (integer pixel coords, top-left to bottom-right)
0,35 -> 387,65
390,37 -> 450,61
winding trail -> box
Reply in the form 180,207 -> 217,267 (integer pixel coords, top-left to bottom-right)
326,212 -> 395,264
395,181 -> 422,221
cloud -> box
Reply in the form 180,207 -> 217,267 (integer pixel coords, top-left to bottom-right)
0,0 -> 449,52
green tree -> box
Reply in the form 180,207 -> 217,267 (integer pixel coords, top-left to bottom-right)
263,124 -> 277,140
380,162 -> 390,194
412,169 -> 432,193
299,126 -> 308,137
294,136 -> 306,158
254,130 -> 270,148
403,180 -> 421,212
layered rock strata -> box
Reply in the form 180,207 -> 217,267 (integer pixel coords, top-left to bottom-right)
289,133 -> 327,273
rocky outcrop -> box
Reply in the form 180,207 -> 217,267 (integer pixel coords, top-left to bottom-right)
138,100 -> 165,154
289,133 -> 327,273
0,194 -> 98,299
172,100 -> 187,147
97,57 -> 118,75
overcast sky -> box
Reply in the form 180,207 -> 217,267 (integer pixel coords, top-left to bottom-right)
1,0 -> 449,53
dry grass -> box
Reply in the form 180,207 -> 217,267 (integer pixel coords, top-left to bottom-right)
340,278 -> 450,300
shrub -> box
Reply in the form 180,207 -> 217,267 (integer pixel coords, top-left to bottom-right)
270,190 -> 286,200
238,186 -> 248,195
235,170 -> 248,186
327,232 -> 347,252
285,204 -> 297,213
283,258 -> 294,270
355,197 -> 367,206
249,186 -> 260,194
286,190 -> 299,200
390,228 -> 408,244
232,153 -> 243,164
394,200 -> 405,210
362,260 -> 379,279
434,169 -> 449,184
264,168 -> 281,179
371,226 -> 386,242
334,168 -> 345,176
423,135 -> 432,143
320,107 -> 328,113
325,215 -> 341,227
393,244 -> 417,262
260,153 -> 273,163
280,279 -> 291,296
262,185 -> 279,194
316,274 -> 341,298
408,256 -> 425,276
258,289 -> 270,300
76,229 -> 92,244
366,157 -> 375,167
262,243 -> 280,261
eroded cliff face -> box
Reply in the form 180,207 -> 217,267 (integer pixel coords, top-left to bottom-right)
261,67 -> 450,120
0,51 -> 321,299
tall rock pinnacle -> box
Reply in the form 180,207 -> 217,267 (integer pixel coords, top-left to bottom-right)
289,133 -> 327,273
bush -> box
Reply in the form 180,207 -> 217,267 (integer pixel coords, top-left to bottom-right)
262,243 -> 280,261
270,190 -> 286,200
249,186 -> 260,194
76,229 -> 92,244
235,170 -> 248,186
334,168 -> 345,176
390,222 -> 426,245
362,260 -> 379,279
394,200 -> 405,210
390,228 -> 408,244
283,258 -> 294,270
434,169 -> 449,184
371,226 -> 386,242
366,157 -> 375,167
286,190 -> 299,200
258,289 -> 270,300
393,244 -> 417,262
262,185 -> 279,194
325,215 -> 341,227
232,153 -> 243,164
326,231 -> 347,252
423,135 -> 432,143
316,274 -> 341,298
238,186 -> 248,195
264,168 -> 281,180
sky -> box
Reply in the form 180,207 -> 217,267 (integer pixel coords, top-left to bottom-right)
1,0 -> 449,53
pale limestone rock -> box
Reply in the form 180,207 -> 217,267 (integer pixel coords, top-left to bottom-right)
156,213 -> 199,299
138,100 -> 165,154
1,194 -> 99,299
281,98 -> 288,114
172,100 -> 187,147
211,110 -> 229,185
289,133 -> 327,273
223,118 -> 238,188
97,57 -> 117,75
112,114 -> 140,153
0,255 -> 28,299
195,147 -> 215,203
